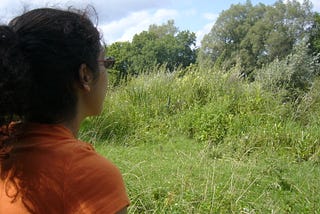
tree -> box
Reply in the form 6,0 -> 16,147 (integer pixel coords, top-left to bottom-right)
107,20 -> 197,84
309,12 -> 320,54
199,0 -> 314,76
175,30 -> 197,68
148,20 -> 178,37
131,31 -> 159,73
198,1 -> 253,70
106,41 -> 133,85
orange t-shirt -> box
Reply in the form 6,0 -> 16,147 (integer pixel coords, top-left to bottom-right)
0,123 -> 129,214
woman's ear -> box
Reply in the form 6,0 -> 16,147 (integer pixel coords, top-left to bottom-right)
78,64 -> 94,92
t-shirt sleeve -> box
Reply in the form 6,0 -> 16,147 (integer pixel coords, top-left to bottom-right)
64,143 -> 129,214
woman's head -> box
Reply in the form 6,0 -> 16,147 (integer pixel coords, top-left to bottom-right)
0,7 -> 103,125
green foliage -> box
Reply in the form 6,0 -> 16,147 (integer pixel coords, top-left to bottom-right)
106,41 -> 133,85
179,103 -> 231,143
309,12 -> 320,54
80,61 -> 319,161
199,1 -> 254,71
199,0 -> 314,75
131,23 -> 197,73
106,20 -> 197,85
255,41 -> 320,102
148,20 -> 178,37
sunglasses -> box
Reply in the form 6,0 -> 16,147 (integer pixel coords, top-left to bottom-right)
98,56 -> 115,69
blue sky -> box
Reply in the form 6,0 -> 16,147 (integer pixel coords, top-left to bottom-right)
0,0 -> 319,46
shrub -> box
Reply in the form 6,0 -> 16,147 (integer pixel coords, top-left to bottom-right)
255,42 -> 320,102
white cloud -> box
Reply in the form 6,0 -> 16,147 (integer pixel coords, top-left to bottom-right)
203,12 -> 218,21
195,22 -> 214,47
0,0 -> 171,23
195,13 -> 218,47
0,0 -> 177,45
312,0 -> 320,11
100,9 -> 178,44
181,9 -> 197,17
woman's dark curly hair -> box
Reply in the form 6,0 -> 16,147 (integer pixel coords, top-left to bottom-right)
0,8 -> 102,212
0,7 -> 101,125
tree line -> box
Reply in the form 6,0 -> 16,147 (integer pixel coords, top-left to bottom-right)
106,0 -> 320,85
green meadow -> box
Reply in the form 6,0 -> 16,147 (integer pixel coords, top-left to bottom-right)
80,65 -> 320,213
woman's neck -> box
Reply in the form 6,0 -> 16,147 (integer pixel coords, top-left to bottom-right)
61,116 -> 83,138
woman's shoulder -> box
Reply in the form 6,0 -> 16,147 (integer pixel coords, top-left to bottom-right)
67,139 -> 121,181
64,140 -> 130,213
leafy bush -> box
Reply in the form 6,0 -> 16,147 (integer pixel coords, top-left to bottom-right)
255,42 -> 320,102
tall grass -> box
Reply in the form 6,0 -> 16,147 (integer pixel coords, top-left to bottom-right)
80,64 -> 320,213
80,66 -> 319,162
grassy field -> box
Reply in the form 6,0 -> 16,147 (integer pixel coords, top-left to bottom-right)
80,66 -> 320,213
96,139 -> 319,213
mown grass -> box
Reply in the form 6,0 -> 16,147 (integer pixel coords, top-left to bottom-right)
80,65 -> 320,213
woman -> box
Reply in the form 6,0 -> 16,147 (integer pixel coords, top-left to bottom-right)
0,8 -> 129,214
